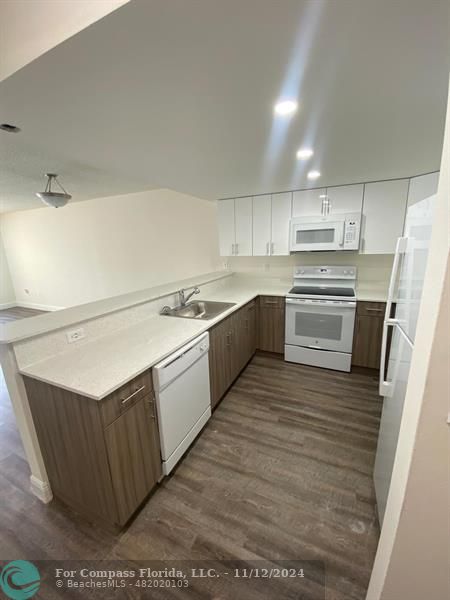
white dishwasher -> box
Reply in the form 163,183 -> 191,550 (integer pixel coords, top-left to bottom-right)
153,332 -> 211,475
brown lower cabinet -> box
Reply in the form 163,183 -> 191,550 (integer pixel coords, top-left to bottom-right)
209,300 -> 257,408
24,295 -> 283,527
257,295 -> 285,354
352,301 -> 386,369
25,370 -> 161,530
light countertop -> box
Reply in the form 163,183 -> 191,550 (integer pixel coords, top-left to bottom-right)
0,270 -> 231,344
18,279 -> 289,400
18,276 -> 387,400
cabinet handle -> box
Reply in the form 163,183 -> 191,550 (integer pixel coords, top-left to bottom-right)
235,243 -> 239,255
263,299 -> 279,305
366,308 -> 384,313
226,331 -> 232,346
266,242 -> 269,255
271,242 -> 274,254
231,243 -> 235,255
146,399 -> 156,419
121,385 -> 146,405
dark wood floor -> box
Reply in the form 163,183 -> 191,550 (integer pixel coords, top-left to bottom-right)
0,347 -> 381,599
0,306 -> 46,325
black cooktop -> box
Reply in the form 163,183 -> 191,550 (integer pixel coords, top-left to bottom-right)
289,286 -> 355,297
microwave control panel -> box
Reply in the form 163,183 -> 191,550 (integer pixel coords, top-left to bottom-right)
343,217 -> 360,249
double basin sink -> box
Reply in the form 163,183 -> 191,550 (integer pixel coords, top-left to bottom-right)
161,300 -> 236,321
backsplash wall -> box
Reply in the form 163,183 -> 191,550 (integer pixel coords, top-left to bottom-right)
227,253 -> 394,290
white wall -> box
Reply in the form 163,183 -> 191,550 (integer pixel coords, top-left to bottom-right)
366,81 -> 450,600
227,254 -> 394,294
0,0 -> 129,82
0,229 -> 15,307
0,189 -> 221,309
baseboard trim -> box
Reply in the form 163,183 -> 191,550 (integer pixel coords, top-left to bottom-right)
0,302 -> 16,309
16,301 -> 64,312
30,475 -> 53,503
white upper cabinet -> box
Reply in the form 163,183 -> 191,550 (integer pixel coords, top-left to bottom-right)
293,184 -> 363,216
271,192 -> 292,255
252,195 -> 271,256
234,196 -> 253,256
218,199 -> 235,256
361,179 -> 409,254
325,184 -> 364,214
217,174 -> 438,257
292,189 -> 325,217
407,172 -> 439,208
252,192 -> 292,256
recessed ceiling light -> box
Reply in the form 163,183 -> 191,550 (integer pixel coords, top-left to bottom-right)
0,123 -> 21,133
274,100 -> 298,116
307,170 -> 321,180
296,148 -> 314,160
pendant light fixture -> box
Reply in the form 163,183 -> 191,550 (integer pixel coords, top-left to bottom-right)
36,173 -> 72,208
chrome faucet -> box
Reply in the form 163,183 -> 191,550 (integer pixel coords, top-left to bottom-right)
178,286 -> 200,306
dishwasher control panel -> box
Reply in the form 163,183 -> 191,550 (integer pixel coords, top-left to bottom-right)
152,332 -> 209,391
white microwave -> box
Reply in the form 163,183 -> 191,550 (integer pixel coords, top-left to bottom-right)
289,213 -> 361,252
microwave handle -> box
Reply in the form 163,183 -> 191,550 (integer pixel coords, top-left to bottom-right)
339,222 -> 345,247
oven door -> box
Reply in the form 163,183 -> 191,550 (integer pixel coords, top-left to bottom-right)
285,298 -> 356,352
290,219 -> 344,252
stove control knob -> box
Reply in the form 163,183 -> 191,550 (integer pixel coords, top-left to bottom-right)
343,270 -> 348,275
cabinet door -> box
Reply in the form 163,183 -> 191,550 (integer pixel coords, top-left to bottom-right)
271,192 -> 292,255
245,301 -> 257,362
209,316 -> 233,408
217,199 -> 235,256
105,396 -> 161,525
234,196 -> 252,256
326,184 -> 364,214
232,301 -> 256,376
292,189 -> 325,217
230,309 -> 245,382
407,172 -> 439,208
252,195 -> 272,256
361,180 -> 408,254
352,302 -> 386,369
257,297 -> 285,354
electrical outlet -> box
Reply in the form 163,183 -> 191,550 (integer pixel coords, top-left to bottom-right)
66,328 -> 86,344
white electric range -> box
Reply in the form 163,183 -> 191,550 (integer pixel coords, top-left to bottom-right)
284,266 -> 357,372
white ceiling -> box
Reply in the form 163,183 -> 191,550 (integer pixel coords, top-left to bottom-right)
1,0 -> 449,213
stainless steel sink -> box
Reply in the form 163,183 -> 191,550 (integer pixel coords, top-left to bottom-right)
161,300 -> 236,320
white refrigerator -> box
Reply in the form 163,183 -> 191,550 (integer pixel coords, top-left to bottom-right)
374,175 -> 438,525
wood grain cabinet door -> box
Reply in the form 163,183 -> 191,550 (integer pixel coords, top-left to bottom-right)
239,301 -> 256,365
257,297 -> 286,354
352,302 -> 386,369
209,316 -> 233,408
245,301 -> 257,361
105,395 -> 161,525
230,309 -> 245,380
